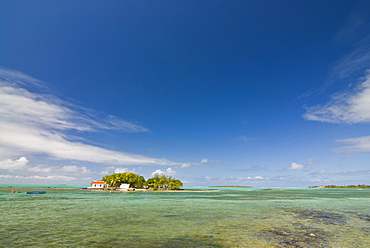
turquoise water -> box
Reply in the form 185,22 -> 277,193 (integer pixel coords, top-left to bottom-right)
1,187 -> 369,247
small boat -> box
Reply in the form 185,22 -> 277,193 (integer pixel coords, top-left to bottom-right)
25,191 -> 46,194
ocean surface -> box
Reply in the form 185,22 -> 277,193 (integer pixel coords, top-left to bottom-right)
1,185 -> 369,247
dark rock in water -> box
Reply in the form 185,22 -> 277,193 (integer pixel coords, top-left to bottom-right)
358,214 -> 370,221
290,209 -> 347,225
259,208 -> 344,247
277,230 -> 289,236
278,238 -> 306,248
163,214 -> 179,218
260,225 -> 330,248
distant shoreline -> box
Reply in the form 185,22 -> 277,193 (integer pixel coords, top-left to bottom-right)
309,184 -> 370,188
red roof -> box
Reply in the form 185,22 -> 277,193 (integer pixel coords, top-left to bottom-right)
92,181 -> 105,184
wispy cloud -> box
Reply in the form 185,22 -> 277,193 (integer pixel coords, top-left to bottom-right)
0,68 -> 177,166
299,9 -> 370,101
180,158 -> 215,168
303,71 -> 370,154
330,41 -> 370,82
307,158 -> 316,165
333,136 -> 370,153
181,163 -> 191,168
339,169 -> 370,175
0,69 -> 148,133
200,158 -> 208,164
309,170 -> 326,176
202,176 -> 269,185
0,174 -> 77,181
330,9 -> 370,82
300,9 -> 370,156
304,71 -> 370,124
60,165 -> 91,174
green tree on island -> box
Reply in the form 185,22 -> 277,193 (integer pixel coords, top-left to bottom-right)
144,174 -> 183,190
102,172 -> 183,190
102,172 -> 145,188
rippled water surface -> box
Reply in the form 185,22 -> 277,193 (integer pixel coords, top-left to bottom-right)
1,187 -> 369,247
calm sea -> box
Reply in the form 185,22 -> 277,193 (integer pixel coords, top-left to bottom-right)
1,185 -> 369,247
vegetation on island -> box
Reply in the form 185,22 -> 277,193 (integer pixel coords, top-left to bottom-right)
101,172 -> 183,190
145,173 -> 183,190
102,172 -> 145,188
309,184 -> 370,188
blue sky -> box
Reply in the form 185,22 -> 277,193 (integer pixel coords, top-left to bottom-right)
1,0 -> 370,187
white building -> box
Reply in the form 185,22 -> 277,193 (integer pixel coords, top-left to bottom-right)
119,183 -> 130,189
88,181 -> 105,189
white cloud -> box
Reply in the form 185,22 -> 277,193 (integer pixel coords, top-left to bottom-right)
114,167 -> 129,173
181,163 -> 191,168
0,157 -> 29,170
166,167 -> 176,176
0,123 -> 170,165
180,158 -> 217,168
0,157 -> 92,176
0,68 -> 179,166
60,165 -> 91,174
27,166 -> 52,173
303,70 -> 370,154
151,167 -> 177,177
289,162 -> 304,170
180,161 -> 203,168
304,70 -> 370,124
0,174 -> 77,181
239,176 -> 267,180
333,135 -> 370,153
0,68 -> 148,133
200,158 -> 208,164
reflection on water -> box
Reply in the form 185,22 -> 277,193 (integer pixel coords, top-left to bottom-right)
0,187 -> 369,247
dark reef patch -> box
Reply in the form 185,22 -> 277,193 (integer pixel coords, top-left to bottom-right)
163,214 -> 180,218
358,214 -> 370,222
290,209 -> 347,225
260,225 -> 330,248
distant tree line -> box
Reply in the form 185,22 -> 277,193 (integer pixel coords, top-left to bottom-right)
101,172 -> 183,190
309,184 -> 370,188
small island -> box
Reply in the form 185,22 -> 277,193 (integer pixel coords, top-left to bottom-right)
89,172 -> 183,191
309,184 -> 370,188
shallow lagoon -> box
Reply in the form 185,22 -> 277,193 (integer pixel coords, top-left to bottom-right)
1,187 -> 369,247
